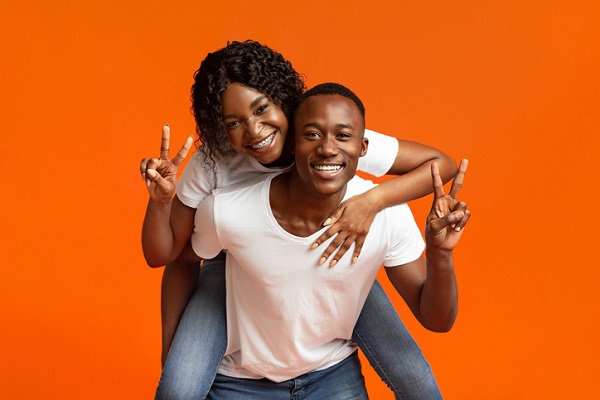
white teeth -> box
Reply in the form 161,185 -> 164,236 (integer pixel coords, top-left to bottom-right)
250,134 -> 274,149
314,165 -> 342,172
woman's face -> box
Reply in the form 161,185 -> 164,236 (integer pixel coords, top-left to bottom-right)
221,82 -> 289,165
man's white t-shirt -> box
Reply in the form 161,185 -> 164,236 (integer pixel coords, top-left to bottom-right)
176,129 -> 399,208
192,174 -> 425,382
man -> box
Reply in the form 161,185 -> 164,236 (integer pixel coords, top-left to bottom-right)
191,83 -> 470,399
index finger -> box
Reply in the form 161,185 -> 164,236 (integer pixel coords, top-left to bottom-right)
431,162 -> 445,198
449,159 -> 468,198
160,124 -> 171,160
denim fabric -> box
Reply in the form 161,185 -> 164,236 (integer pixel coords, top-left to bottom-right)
156,253 -> 441,400
353,280 -> 443,400
207,351 -> 368,400
155,253 -> 227,400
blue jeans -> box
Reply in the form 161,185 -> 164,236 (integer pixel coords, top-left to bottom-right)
155,253 -> 442,400
207,351 -> 368,400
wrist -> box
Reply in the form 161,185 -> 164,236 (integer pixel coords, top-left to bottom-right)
363,186 -> 387,212
425,245 -> 454,264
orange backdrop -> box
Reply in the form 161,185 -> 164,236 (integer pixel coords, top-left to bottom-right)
2,0 -> 599,398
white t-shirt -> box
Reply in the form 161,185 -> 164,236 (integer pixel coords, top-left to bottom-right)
176,129 -> 399,208
192,174 -> 425,382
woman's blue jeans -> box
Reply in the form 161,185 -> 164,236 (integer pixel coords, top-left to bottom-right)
155,254 -> 442,400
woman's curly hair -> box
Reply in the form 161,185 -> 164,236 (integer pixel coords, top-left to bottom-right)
191,40 -> 306,167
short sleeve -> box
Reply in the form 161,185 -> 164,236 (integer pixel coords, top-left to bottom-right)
176,152 -> 217,208
383,204 -> 425,267
191,194 -> 224,259
358,129 -> 400,177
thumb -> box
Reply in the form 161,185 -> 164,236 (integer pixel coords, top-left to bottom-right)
323,207 -> 344,226
429,210 -> 465,232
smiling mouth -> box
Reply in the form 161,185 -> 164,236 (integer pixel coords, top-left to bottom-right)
248,133 -> 275,150
312,164 -> 343,172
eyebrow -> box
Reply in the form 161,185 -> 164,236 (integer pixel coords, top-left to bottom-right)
302,122 -> 355,130
222,95 -> 268,120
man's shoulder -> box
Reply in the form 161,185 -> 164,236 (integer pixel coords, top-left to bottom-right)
345,175 -> 377,198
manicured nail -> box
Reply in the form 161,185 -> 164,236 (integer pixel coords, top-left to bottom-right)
319,257 -> 326,266
329,260 -> 338,267
310,243 -> 319,250
455,226 -> 462,232
146,179 -> 151,187
147,169 -> 157,178
352,257 -> 358,264
323,218 -> 332,226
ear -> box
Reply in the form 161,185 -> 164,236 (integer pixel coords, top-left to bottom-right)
359,136 -> 368,157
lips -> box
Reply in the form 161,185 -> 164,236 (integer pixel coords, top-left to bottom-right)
248,133 -> 275,150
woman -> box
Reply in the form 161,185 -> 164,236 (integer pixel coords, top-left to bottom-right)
141,40 -> 457,399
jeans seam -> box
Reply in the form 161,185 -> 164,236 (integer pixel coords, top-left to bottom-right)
354,329 -> 405,400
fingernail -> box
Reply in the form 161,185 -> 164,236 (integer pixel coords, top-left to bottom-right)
319,257 -> 326,266
146,179 -> 151,187
310,243 -> 319,250
455,226 -> 462,232
352,257 -> 358,264
323,218 -> 332,226
142,172 -> 146,181
147,169 -> 157,178
330,260 -> 338,267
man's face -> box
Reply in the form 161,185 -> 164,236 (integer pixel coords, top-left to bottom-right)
293,94 -> 368,198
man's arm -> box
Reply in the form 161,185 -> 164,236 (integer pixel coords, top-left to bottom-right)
385,159 -> 470,332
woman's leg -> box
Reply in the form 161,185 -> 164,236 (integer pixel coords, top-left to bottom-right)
352,280 -> 443,400
155,252 -> 227,400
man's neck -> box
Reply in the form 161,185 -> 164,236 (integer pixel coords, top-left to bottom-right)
269,172 -> 347,237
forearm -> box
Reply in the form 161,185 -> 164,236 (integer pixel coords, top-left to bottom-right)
142,198 -> 176,267
419,248 -> 458,332
365,155 -> 458,211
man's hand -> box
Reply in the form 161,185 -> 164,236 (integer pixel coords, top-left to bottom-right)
425,159 -> 470,252
140,124 -> 193,203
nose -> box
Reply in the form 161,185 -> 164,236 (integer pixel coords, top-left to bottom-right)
245,116 -> 263,138
317,135 -> 338,157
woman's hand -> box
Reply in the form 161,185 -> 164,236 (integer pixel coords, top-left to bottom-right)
140,124 -> 193,203
310,191 -> 379,267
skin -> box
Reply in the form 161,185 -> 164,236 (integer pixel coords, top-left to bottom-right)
140,83 -> 459,364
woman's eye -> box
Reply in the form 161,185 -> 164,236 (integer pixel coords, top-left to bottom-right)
256,104 -> 268,114
225,121 -> 239,129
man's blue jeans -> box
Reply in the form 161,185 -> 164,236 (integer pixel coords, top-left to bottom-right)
207,351 -> 368,400
155,253 -> 442,400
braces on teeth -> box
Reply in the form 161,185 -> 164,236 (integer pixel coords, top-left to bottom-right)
251,135 -> 273,149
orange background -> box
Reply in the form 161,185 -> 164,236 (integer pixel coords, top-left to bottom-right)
2,1 -> 599,398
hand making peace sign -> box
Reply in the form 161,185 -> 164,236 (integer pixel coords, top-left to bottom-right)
425,159 -> 471,251
139,124 -> 194,203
